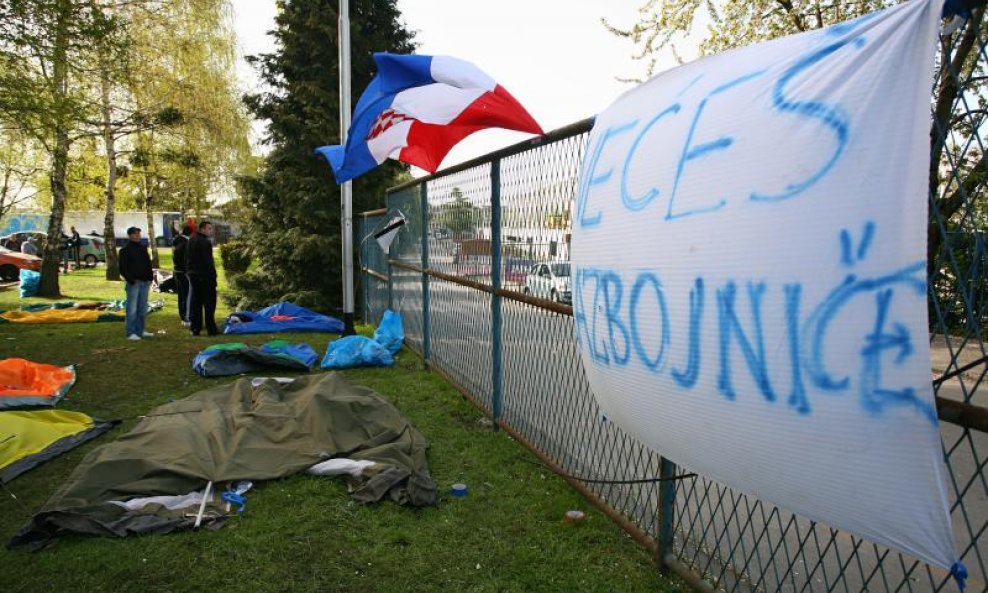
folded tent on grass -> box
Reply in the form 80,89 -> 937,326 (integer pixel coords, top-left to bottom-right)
0,300 -> 163,324
223,302 -> 344,334
192,341 -> 319,377
0,359 -> 76,409
0,359 -> 115,484
8,372 -> 437,550
1,412 -> 115,484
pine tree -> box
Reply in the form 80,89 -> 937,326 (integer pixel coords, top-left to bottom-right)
234,0 -> 414,313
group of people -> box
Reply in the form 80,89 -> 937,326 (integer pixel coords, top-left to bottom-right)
118,221 -> 218,341
17,226 -> 82,274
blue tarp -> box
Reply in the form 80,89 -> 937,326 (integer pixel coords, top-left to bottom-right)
318,310 -> 404,370
321,336 -> 394,369
193,340 -> 319,377
373,310 -> 404,355
19,269 -> 39,299
223,302 -> 344,335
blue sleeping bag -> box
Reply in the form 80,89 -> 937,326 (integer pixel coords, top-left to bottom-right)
193,340 -> 319,377
224,302 -> 344,335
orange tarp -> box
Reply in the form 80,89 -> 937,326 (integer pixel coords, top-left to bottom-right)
0,359 -> 76,407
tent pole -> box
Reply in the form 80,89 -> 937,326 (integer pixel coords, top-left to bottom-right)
194,480 -> 213,528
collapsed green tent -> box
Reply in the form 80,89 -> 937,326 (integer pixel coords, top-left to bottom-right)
0,410 -> 115,484
8,373 -> 436,550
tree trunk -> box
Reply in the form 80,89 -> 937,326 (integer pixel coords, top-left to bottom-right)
101,62 -> 121,281
927,10 -> 984,277
40,129 -> 70,297
39,1 -> 71,298
143,173 -> 159,268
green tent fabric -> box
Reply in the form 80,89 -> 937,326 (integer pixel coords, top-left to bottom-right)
8,372 -> 436,550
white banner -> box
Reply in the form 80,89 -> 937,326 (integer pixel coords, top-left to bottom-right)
572,0 -> 957,569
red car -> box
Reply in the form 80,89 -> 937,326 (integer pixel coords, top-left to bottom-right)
0,246 -> 42,281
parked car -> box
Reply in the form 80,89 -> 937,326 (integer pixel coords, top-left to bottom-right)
1,231 -> 106,267
524,261 -> 571,304
504,257 -> 534,285
0,231 -> 46,251
0,246 -> 42,281
75,236 -> 106,267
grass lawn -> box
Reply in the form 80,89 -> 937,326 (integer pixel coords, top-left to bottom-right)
0,251 -> 678,593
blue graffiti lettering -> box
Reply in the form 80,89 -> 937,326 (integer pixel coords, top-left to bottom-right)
577,121 -> 637,228
602,271 -> 631,366
751,37 -> 863,202
573,256 -> 933,424
671,278 -> 705,389
859,289 -> 935,422
621,104 -> 681,211
668,71 -> 766,220
630,273 -> 671,372
717,281 -> 775,401
784,284 -> 809,414
587,269 -> 610,364
802,262 -> 925,393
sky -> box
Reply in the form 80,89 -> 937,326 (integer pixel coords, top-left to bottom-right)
229,0 -> 686,169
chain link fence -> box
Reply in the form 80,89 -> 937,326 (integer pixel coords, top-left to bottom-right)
357,14 -> 988,592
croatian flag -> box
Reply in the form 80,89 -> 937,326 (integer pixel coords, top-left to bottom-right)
316,53 -> 543,183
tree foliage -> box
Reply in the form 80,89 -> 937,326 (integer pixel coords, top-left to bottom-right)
0,0 -> 120,296
2,1 -> 250,281
233,0 -> 415,312
434,188 -> 478,237
0,129 -> 44,222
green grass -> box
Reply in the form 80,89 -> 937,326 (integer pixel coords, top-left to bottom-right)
0,253 -> 678,593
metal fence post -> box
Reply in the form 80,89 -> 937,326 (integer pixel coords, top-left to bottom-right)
359,218 -> 367,324
657,457 -> 677,574
387,256 -> 393,312
421,183 -> 431,369
490,160 -> 503,427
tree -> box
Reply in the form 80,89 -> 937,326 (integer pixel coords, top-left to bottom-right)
609,0 -> 988,332
0,0 -> 118,296
435,188 -> 478,237
91,0 -> 247,279
234,0 -> 414,312
0,129 -> 44,224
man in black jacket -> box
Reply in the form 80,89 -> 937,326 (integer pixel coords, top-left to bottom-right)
186,220 -> 218,336
118,227 -> 154,341
172,224 -> 192,327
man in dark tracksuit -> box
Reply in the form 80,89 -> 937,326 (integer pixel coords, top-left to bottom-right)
186,220 -> 218,336
172,224 -> 191,326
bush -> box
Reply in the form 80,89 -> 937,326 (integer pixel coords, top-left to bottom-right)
219,241 -> 251,275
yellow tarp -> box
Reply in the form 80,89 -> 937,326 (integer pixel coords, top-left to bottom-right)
0,309 -> 122,324
0,410 -> 94,474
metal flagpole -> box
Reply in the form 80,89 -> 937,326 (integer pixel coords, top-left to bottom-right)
338,0 -> 356,335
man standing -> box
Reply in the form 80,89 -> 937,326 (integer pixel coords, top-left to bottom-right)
60,229 -> 71,274
118,227 -> 153,341
172,224 -> 192,327
20,236 -> 38,256
70,226 -> 81,268
186,220 -> 218,336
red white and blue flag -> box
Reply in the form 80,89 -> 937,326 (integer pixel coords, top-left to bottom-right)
316,53 -> 543,183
